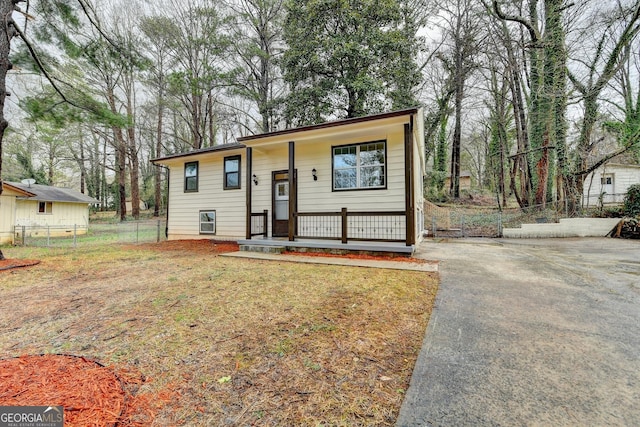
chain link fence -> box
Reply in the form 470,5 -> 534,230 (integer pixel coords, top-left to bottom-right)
424,200 -> 582,238
13,220 -> 167,248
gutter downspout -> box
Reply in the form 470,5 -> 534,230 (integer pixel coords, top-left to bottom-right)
155,164 -> 170,238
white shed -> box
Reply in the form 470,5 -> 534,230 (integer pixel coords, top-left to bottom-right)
583,163 -> 640,207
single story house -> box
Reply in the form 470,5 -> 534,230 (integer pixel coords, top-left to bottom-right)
152,108 -> 426,254
583,163 -> 640,207
444,171 -> 472,191
0,181 -> 99,245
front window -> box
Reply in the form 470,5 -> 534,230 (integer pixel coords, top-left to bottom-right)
184,161 -> 199,192
333,141 -> 386,190
200,211 -> 216,234
38,201 -> 52,214
224,155 -> 241,190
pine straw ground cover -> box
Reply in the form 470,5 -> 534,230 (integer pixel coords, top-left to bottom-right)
0,240 -> 438,426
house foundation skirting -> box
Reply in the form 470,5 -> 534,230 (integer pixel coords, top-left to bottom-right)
237,238 -> 414,255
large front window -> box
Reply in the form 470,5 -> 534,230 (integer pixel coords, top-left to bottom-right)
333,141 -> 386,190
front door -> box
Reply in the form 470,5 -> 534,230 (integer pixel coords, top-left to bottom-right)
273,172 -> 289,237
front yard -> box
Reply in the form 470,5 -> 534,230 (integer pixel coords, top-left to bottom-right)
0,240 -> 437,426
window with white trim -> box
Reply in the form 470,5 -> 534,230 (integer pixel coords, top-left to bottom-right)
333,141 -> 386,190
38,201 -> 52,214
200,210 -> 216,234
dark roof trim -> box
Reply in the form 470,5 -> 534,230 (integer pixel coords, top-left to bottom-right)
237,107 -> 420,142
151,143 -> 246,163
7,182 -> 99,204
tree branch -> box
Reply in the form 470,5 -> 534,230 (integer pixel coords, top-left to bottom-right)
74,0 -> 119,50
574,124 -> 640,178
491,0 -> 540,45
12,24 -> 73,105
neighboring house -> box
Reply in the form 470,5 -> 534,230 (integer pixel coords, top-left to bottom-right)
126,199 -> 148,212
0,181 -> 99,245
444,171 -> 472,191
152,108 -> 426,253
583,163 -> 640,207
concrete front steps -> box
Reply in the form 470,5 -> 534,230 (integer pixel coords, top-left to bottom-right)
239,244 -> 285,254
503,218 -> 621,238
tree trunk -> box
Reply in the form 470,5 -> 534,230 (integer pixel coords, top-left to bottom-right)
154,95 -> 164,217
0,0 -> 20,262
76,133 -> 87,194
127,127 -> 140,219
126,92 -> 140,220
106,88 -> 127,221
450,70 -> 463,198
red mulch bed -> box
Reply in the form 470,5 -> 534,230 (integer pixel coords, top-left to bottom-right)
137,240 -> 430,263
0,258 -> 40,272
129,239 -> 239,254
0,355 -> 175,427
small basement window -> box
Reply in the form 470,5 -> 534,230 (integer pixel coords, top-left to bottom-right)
200,210 -> 216,234
38,201 -> 52,214
184,161 -> 199,192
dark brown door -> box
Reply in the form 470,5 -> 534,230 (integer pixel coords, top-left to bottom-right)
272,172 -> 289,237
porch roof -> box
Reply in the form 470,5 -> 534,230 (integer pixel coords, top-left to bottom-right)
237,108 -> 420,146
151,143 -> 246,164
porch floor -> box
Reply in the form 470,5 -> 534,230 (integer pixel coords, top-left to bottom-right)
237,237 -> 415,255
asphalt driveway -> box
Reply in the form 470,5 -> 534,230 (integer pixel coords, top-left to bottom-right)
398,238 -> 640,426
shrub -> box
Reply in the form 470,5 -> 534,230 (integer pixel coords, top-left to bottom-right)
623,184 -> 640,217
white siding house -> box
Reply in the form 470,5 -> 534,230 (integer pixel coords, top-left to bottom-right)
583,163 -> 640,207
0,182 -> 99,244
153,108 -> 426,253
0,183 -> 31,244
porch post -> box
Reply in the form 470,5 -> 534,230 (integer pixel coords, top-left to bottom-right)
288,141 -> 296,241
404,122 -> 416,246
245,147 -> 253,240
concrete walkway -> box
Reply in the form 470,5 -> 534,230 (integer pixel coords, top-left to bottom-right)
221,251 -> 438,272
397,238 -> 640,426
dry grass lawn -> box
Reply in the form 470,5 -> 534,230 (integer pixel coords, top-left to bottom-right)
0,241 -> 438,426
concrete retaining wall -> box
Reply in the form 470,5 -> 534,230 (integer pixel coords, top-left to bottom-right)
503,218 -> 621,239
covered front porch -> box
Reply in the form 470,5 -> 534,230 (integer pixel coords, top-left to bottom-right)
240,109 -> 423,252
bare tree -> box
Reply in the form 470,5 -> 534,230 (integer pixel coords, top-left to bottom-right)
566,2 -> 640,208
140,15 -> 177,217
438,0 -> 484,198
225,0 -> 285,134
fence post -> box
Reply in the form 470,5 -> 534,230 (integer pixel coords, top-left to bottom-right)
498,212 -> 503,237
22,226 -> 25,246
73,224 -> 77,248
136,221 -> 140,243
157,220 -> 161,242
341,208 -> 348,244
432,216 -> 437,238
263,209 -> 268,238
47,226 -> 50,247
461,215 -> 465,238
